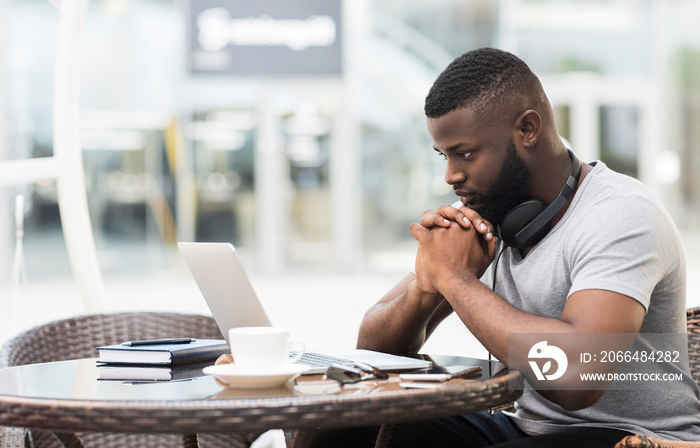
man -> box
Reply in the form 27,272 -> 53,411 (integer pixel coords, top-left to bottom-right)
353,48 -> 700,447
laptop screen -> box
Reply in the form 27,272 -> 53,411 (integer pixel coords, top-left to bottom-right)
178,242 -> 272,344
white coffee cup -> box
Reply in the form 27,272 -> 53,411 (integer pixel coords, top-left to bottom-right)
228,326 -> 305,371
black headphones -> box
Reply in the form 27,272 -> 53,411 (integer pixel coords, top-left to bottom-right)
497,148 -> 582,249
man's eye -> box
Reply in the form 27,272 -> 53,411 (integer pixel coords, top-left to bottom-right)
436,151 -> 470,161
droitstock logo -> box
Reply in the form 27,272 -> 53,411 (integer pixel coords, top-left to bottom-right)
528,341 -> 568,381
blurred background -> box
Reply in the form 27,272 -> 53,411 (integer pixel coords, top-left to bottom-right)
1,0 -> 700,359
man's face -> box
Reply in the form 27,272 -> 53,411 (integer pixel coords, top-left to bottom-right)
477,139 -> 531,224
427,107 -> 531,225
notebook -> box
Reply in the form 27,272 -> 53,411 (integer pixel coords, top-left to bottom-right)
178,242 -> 431,373
96,339 -> 230,365
98,360 -> 211,382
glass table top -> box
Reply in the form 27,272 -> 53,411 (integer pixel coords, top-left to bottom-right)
0,355 -> 496,402
0,359 -> 228,401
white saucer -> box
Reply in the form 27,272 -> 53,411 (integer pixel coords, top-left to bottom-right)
203,363 -> 311,389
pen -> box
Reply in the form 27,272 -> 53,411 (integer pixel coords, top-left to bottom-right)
121,338 -> 196,347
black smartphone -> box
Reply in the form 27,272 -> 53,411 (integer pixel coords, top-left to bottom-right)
398,365 -> 482,382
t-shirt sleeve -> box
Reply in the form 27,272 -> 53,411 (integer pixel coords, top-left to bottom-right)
566,194 -> 681,311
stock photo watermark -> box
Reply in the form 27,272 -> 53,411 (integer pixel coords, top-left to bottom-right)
508,333 -> 693,390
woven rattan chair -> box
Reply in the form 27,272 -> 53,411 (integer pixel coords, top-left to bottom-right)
0,312 -> 262,448
613,307 -> 700,448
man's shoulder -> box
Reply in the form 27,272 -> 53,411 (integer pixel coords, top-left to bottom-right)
578,162 -> 667,216
565,162 -> 681,253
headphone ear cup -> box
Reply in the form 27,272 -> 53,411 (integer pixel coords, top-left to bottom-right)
498,200 -> 549,249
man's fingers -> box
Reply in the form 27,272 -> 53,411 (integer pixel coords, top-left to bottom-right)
436,205 -> 472,229
484,233 -> 497,261
420,205 -> 495,241
409,222 -> 430,241
420,209 -> 451,228
453,205 -> 495,241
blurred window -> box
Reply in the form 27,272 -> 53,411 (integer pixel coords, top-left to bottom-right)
599,105 -> 639,178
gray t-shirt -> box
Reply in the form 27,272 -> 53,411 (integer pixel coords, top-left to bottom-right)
481,161 -> 700,440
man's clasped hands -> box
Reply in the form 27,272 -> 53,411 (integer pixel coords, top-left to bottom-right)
409,205 -> 497,297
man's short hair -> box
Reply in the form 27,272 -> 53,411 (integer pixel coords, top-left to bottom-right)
424,47 -> 544,120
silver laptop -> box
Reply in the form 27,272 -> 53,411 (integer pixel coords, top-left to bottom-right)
178,242 -> 431,373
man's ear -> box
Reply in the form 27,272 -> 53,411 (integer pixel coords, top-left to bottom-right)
515,109 -> 541,149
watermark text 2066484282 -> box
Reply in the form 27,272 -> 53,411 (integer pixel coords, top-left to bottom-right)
508,333 -> 692,391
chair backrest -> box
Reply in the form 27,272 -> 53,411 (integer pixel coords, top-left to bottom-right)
0,312 -> 262,448
0,312 -> 223,367
686,307 -> 700,386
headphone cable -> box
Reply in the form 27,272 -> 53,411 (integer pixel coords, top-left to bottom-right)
488,243 -> 507,414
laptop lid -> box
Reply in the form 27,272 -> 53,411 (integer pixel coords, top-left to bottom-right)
178,242 -> 432,372
178,242 -> 271,345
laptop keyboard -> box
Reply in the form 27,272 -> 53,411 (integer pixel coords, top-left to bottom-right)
291,352 -> 354,368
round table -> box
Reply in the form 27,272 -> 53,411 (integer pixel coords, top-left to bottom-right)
0,356 -> 522,447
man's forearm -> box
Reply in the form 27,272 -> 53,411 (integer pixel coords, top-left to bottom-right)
357,276 -> 445,353
437,274 -> 646,410
439,274 -> 570,361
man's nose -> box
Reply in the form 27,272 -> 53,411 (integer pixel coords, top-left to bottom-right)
445,161 -> 466,185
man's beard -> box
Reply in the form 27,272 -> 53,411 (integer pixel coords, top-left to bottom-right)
476,140 -> 531,226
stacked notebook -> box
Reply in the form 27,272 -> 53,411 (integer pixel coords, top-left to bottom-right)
96,338 -> 229,381
97,361 -> 214,382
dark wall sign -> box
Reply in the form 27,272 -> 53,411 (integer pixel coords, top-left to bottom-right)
189,0 -> 343,76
